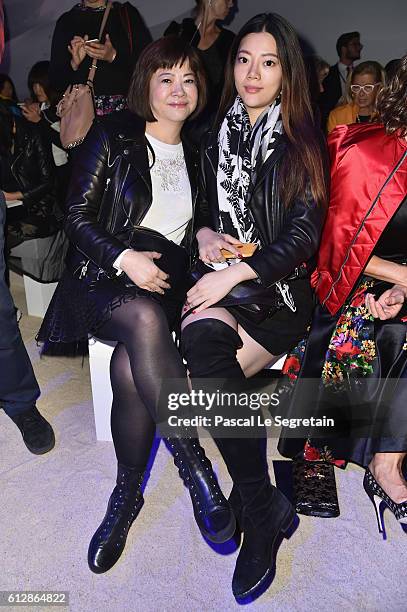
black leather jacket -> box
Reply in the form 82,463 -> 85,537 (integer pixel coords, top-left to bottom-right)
7,119 -> 57,221
64,111 -> 199,278
196,131 -> 326,288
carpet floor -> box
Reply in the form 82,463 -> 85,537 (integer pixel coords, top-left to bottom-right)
1,273 -> 406,612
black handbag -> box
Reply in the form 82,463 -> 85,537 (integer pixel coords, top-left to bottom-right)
185,259 -> 286,323
66,226 -> 189,301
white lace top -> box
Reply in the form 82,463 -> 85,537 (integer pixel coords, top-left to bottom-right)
141,133 -> 192,245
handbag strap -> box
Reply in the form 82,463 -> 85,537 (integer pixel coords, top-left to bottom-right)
87,1 -> 113,85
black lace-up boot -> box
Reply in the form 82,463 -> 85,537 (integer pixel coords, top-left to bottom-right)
88,464 -> 144,573
167,437 -> 236,543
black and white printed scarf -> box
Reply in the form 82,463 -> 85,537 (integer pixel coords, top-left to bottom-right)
217,94 -> 283,244
215,95 -> 296,313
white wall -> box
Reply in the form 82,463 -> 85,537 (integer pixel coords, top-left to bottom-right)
2,0 -> 406,98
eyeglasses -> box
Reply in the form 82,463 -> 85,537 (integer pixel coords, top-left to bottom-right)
350,83 -> 381,94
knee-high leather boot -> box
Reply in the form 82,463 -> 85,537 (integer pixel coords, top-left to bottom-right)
88,464 -> 144,573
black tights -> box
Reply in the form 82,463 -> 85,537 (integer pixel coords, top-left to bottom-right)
97,297 -> 188,471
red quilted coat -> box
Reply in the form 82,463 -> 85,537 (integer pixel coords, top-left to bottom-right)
314,123 -> 407,315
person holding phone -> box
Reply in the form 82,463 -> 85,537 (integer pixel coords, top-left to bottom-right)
180,13 -> 327,602
49,0 -> 152,116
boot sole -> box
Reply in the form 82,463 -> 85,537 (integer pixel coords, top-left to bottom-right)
200,511 -> 237,544
233,507 -> 296,601
24,435 -> 55,455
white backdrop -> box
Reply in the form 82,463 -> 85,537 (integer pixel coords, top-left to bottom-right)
2,0 -> 406,98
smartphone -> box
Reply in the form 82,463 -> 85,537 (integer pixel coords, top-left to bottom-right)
220,243 -> 258,259
85,38 -> 100,44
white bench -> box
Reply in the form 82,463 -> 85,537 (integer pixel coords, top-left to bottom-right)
88,338 -> 115,442
89,337 -> 287,443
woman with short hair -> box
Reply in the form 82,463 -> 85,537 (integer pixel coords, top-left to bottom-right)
38,37 -> 235,574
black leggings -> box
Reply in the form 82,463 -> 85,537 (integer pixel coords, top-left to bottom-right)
97,297 -> 188,471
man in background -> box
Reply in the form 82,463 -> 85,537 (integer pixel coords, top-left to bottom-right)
319,31 -> 363,129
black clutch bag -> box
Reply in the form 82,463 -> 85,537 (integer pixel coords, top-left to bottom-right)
185,259 -> 284,323
292,459 -> 340,518
66,226 -> 189,302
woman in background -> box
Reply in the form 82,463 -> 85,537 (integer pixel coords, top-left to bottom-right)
22,61 -> 70,210
0,103 -> 57,248
0,73 -> 20,117
50,0 -> 152,116
327,60 -> 384,133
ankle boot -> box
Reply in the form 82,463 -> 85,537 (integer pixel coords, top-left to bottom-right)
232,477 -> 295,601
88,464 -> 144,573
167,437 -> 236,543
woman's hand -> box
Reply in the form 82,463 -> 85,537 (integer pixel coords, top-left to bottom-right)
196,227 -> 243,263
85,34 -> 116,63
120,250 -> 171,294
365,285 -> 407,320
21,102 -> 41,123
68,35 -> 88,70
186,263 -> 256,313
3,191 -> 23,201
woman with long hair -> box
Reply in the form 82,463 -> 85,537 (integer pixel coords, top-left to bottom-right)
180,13 -> 327,602
279,54 -> 407,535
37,37 -> 235,574
0,73 -> 20,117
327,60 -> 385,133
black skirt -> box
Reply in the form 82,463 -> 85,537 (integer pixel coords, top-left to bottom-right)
230,278 -> 314,355
36,268 -> 183,355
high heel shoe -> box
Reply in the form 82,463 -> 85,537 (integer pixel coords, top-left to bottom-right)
88,464 -> 144,573
167,437 -> 236,543
363,468 -> 407,536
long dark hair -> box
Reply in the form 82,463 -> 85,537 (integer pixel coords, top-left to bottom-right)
27,61 -> 59,106
377,53 -> 407,137
0,73 -> 18,102
217,13 -> 328,208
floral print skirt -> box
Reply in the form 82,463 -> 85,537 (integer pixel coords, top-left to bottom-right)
277,275 -> 407,468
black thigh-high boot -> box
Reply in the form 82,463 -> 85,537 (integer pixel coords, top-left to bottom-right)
88,464 -> 144,573
182,319 -> 295,601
